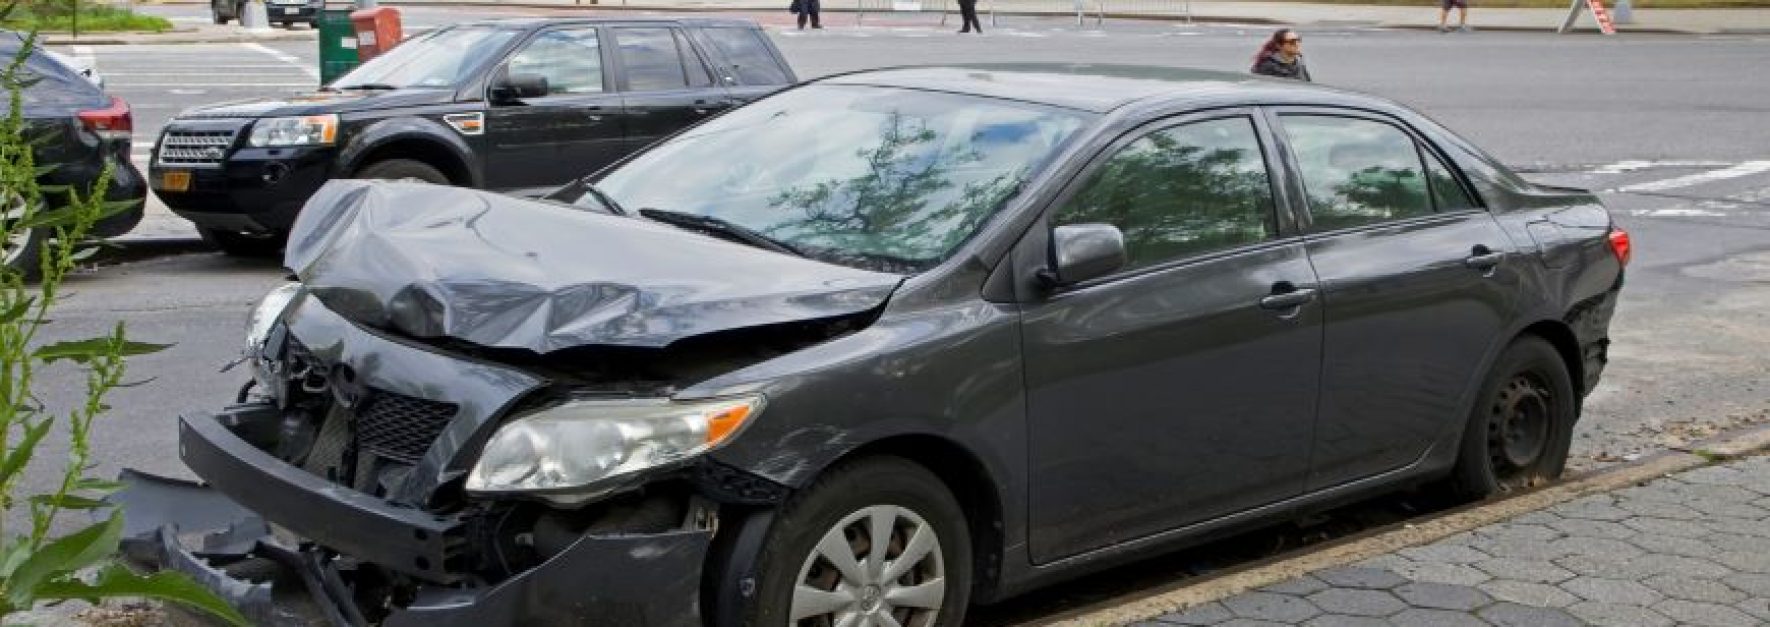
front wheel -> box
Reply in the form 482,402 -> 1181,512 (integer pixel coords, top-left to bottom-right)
749,457 -> 972,627
1446,336 -> 1577,499
353,159 -> 450,185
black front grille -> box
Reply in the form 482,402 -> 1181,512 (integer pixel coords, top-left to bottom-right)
356,391 -> 459,464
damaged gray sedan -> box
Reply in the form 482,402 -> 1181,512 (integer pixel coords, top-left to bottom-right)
119,65 -> 1628,627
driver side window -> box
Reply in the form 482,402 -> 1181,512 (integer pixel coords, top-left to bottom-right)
506,28 -> 605,95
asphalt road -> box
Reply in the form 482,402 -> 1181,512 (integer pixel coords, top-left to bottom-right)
15,7 -> 1770,622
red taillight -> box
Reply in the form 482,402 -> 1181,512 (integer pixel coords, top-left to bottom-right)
1608,227 -> 1631,266
77,96 -> 132,141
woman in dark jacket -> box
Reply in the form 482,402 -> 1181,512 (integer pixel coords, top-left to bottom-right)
1250,29 -> 1311,82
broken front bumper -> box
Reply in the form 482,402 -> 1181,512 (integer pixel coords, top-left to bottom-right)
116,406 -> 713,627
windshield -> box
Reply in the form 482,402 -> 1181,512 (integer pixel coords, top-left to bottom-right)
331,27 -> 517,90
562,85 -> 1092,273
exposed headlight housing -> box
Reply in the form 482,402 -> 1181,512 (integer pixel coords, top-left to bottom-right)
245,282 -> 304,350
466,396 -> 764,503
248,115 -> 338,148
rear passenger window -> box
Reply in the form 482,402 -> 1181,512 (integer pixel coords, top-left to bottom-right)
702,27 -> 789,85
1282,115 -> 1432,231
1424,148 -> 1478,212
615,27 -> 690,91
1052,116 -> 1278,271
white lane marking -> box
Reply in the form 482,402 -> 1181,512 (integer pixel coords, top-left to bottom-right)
103,72 -> 313,77
1588,159 -> 1733,175
241,42 -> 321,80
1624,208 -> 1729,217
1613,161 -> 1770,193
106,82 -> 314,87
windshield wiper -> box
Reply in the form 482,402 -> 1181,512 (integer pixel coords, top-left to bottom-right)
638,208 -> 803,258
580,182 -> 628,216
336,83 -> 400,91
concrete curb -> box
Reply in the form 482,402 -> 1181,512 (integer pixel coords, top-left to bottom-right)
1030,422 -> 1770,627
41,30 -> 316,45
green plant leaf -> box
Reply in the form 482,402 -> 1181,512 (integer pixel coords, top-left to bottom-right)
34,564 -> 249,626
26,494 -> 105,510
4,512 -> 123,607
31,338 -> 170,365
72,478 -> 124,493
0,296 -> 32,323
0,418 -> 51,486
0,536 -> 31,578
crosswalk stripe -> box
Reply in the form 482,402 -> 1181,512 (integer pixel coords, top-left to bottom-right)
1614,161 -> 1770,193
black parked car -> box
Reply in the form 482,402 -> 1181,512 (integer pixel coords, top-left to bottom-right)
212,0 -> 320,27
150,17 -> 795,256
0,36 -> 145,275
121,65 -> 1627,627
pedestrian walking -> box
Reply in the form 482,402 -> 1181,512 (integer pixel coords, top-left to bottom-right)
958,0 -> 983,33
1439,0 -> 1470,32
791,0 -> 823,29
1250,29 -> 1311,82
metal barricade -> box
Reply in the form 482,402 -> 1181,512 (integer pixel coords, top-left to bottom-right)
857,0 -> 953,25
1094,0 -> 1192,25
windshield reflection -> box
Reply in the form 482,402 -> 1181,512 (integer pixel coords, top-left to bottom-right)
331,27 -> 517,90
576,85 -> 1092,273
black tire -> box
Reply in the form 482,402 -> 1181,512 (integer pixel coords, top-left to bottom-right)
199,228 -> 285,258
747,456 -> 972,627
2,226 -> 46,281
213,13 -> 228,24
280,21 -> 293,28
353,159 -> 450,185
1446,336 -> 1577,499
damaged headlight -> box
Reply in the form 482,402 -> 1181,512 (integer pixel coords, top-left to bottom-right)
246,282 -> 304,350
466,396 -> 764,501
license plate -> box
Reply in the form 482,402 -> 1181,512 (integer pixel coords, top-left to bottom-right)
282,7 -> 299,14
159,170 -> 191,193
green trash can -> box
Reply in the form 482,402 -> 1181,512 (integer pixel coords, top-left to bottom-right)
318,6 -> 359,86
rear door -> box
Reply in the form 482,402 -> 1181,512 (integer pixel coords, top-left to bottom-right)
1269,109 -> 1522,490
483,26 -> 627,191
611,25 -> 729,153
1022,111 -> 1323,562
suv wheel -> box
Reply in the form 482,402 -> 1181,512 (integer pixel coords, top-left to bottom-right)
354,159 -> 450,185
212,12 -> 228,24
1447,336 -> 1577,499
200,228 -> 284,258
749,457 -> 972,627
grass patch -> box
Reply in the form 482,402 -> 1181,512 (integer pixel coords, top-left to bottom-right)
2,5 -> 173,33
1281,0 -> 1770,7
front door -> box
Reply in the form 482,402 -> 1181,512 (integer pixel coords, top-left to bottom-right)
484,26 -> 627,191
1023,113 -> 1323,563
611,26 -> 729,153
1269,110 -> 1522,490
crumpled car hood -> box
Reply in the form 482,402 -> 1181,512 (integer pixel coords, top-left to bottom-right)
284,180 -> 904,354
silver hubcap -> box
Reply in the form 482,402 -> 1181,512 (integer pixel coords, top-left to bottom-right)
791,505 -> 945,627
1,193 -> 33,267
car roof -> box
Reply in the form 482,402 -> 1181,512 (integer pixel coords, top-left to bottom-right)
452,16 -> 762,30
818,64 -> 1388,114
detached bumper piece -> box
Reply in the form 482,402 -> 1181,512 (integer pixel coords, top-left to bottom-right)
114,408 -> 713,627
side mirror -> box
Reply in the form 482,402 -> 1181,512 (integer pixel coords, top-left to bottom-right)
491,73 -> 549,103
1039,223 -> 1127,289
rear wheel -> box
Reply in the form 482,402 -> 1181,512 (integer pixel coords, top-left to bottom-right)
212,13 -> 228,24
353,159 -> 450,185
1,193 -> 44,279
200,228 -> 284,258
747,457 -> 972,627
1446,336 -> 1577,499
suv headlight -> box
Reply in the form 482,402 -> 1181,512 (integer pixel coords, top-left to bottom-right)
248,115 -> 338,148
467,396 -> 764,501
246,282 -> 303,350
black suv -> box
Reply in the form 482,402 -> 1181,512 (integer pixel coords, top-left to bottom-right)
211,0 -> 321,28
149,17 -> 795,255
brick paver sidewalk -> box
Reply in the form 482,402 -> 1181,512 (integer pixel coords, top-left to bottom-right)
1142,454 -> 1770,627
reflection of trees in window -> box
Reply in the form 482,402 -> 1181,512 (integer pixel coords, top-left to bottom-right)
767,113 -> 1019,270
1058,128 -> 1273,269
1326,165 -> 1430,224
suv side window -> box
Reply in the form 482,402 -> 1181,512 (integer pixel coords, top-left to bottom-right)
1052,116 -> 1278,271
506,28 -> 606,95
615,27 -> 691,91
701,27 -> 789,85
1282,115 -> 1432,231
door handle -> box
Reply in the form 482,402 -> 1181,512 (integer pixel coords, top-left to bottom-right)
1464,246 -> 1506,271
1258,285 -> 1318,311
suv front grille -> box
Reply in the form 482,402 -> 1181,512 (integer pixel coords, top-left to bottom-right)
356,391 -> 460,465
157,130 -> 237,167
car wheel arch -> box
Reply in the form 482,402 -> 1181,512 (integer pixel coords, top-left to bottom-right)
339,119 -> 480,187
1515,319 -> 1583,406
